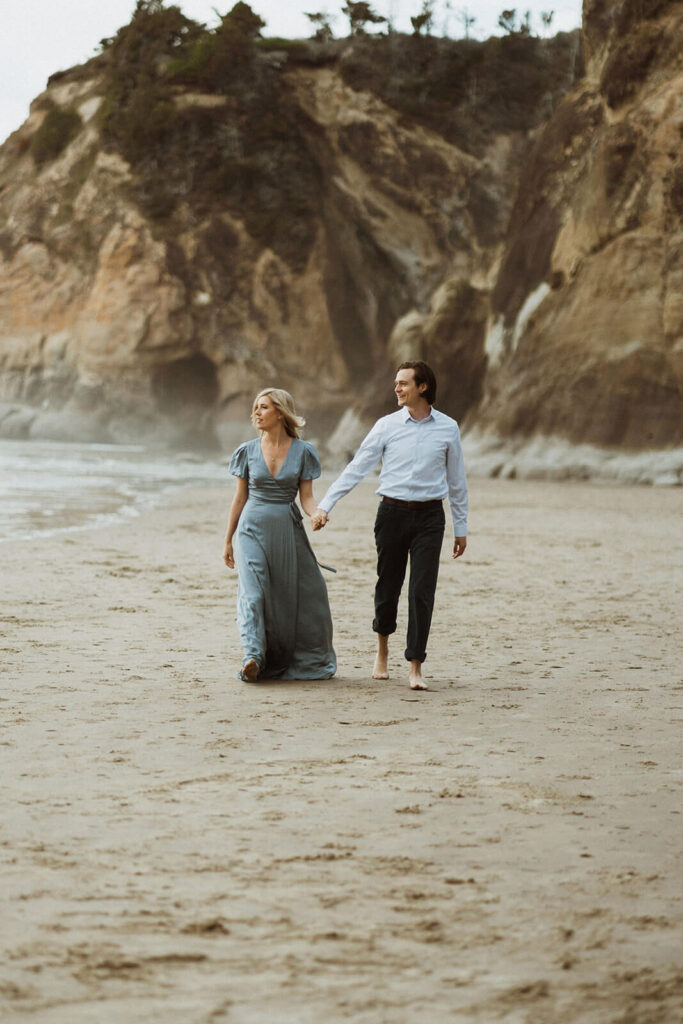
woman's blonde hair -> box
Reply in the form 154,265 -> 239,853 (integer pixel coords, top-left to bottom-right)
252,388 -> 305,438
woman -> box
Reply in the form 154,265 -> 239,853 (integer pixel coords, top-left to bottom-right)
223,388 -> 336,682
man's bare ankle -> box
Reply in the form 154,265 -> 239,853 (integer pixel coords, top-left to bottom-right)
372,656 -> 389,679
372,635 -> 389,679
409,660 -> 428,690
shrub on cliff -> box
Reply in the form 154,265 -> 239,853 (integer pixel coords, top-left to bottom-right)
97,1 -> 319,271
166,2 -> 264,91
30,103 -> 82,165
339,30 -> 581,153
99,0 -> 199,158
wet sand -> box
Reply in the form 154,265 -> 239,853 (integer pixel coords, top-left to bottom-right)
2,477 -> 682,1022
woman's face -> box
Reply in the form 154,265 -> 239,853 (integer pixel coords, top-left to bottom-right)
254,394 -> 281,432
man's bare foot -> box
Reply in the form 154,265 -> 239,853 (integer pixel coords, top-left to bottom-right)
241,658 -> 259,682
372,635 -> 389,679
409,660 -> 428,690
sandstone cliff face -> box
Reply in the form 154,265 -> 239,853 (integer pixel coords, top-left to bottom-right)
471,0 -> 683,451
0,72 -> 348,448
0,69 -> 496,447
0,2 -> 680,477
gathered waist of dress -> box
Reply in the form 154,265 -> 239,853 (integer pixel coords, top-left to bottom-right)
248,495 -> 303,524
248,494 -> 295,505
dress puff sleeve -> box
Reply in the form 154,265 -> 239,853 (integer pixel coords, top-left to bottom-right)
300,440 -> 322,481
229,442 -> 250,479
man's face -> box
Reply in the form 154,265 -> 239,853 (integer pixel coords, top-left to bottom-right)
394,368 -> 425,407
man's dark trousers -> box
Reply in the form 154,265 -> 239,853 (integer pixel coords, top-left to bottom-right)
372,500 -> 446,663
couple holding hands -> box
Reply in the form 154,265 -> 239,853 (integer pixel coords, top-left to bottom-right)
222,361 -> 468,691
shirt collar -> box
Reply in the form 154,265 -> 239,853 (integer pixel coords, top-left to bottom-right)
402,405 -> 434,423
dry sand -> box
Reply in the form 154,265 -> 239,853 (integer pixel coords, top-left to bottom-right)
2,476 -> 682,1023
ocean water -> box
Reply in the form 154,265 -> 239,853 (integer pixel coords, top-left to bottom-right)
0,439 -> 229,543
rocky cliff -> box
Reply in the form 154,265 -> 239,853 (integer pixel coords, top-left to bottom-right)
0,1 -> 680,482
470,0 -> 683,462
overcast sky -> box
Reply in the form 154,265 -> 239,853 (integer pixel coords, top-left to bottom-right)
1,0 -> 582,144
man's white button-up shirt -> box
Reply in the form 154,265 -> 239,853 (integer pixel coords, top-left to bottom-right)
319,407 -> 468,535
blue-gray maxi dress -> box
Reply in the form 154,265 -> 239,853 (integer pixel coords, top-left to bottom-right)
229,438 -> 336,681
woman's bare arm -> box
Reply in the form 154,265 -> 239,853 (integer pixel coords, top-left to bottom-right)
222,476 -> 249,568
298,479 -> 318,519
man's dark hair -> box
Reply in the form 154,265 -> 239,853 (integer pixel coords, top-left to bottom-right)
397,360 -> 437,405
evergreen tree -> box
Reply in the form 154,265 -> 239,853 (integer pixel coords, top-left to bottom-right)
341,2 -> 387,35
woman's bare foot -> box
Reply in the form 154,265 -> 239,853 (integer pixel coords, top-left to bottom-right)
409,660 -> 428,690
241,658 -> 259,682
372,635 -> 389,679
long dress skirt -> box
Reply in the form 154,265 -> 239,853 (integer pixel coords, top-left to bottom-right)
230,437 -> 336,681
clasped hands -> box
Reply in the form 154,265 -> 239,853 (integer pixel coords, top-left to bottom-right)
310,508 -> 329,531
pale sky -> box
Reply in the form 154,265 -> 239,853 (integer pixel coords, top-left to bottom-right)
0,1 -> 582,144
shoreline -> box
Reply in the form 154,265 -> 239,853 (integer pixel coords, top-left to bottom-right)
2,478 -> 682,1021
0,438 -> 229,544
2,410 -> 682,489
2,428 -> 681,547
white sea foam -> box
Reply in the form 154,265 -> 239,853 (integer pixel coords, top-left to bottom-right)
0,439 -> 229,543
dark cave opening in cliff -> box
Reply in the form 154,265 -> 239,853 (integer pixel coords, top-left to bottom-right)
151,353 -> 220,447
152,353 -> 219,410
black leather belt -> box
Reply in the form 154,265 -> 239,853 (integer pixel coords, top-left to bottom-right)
381,496 -> 443,510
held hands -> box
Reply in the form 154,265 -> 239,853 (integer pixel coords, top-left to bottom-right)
311,509 -> 329,531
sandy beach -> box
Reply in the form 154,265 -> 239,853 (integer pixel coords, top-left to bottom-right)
2,476 -> 682,1023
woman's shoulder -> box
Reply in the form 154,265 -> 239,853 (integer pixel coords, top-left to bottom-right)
297,438 -> 322,478
296,437 -> 318,454
232,437 -> 259,456
229,437 -> 258,475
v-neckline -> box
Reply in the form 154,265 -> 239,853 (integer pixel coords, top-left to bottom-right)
260,437 -> 295,480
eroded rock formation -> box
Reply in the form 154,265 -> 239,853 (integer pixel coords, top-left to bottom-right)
0,1 -> 680,479
471,0 -> 683,455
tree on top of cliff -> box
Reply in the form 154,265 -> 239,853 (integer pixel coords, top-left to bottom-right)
411,1 -> 436,36
105,0 -> 199,73
342,2 -> 387,35
221,1 -> 265,37
498,9 -> 533,36
306,12 -> 335,40
540,11 -> 555,35
101,1 -> 270,159
99,0 -> 200,149
96,0 -> 320,268
174,2 -> 265,91
456,7 -> 477,39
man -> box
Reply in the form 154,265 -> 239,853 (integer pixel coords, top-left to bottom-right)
312,361 -> 467,690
